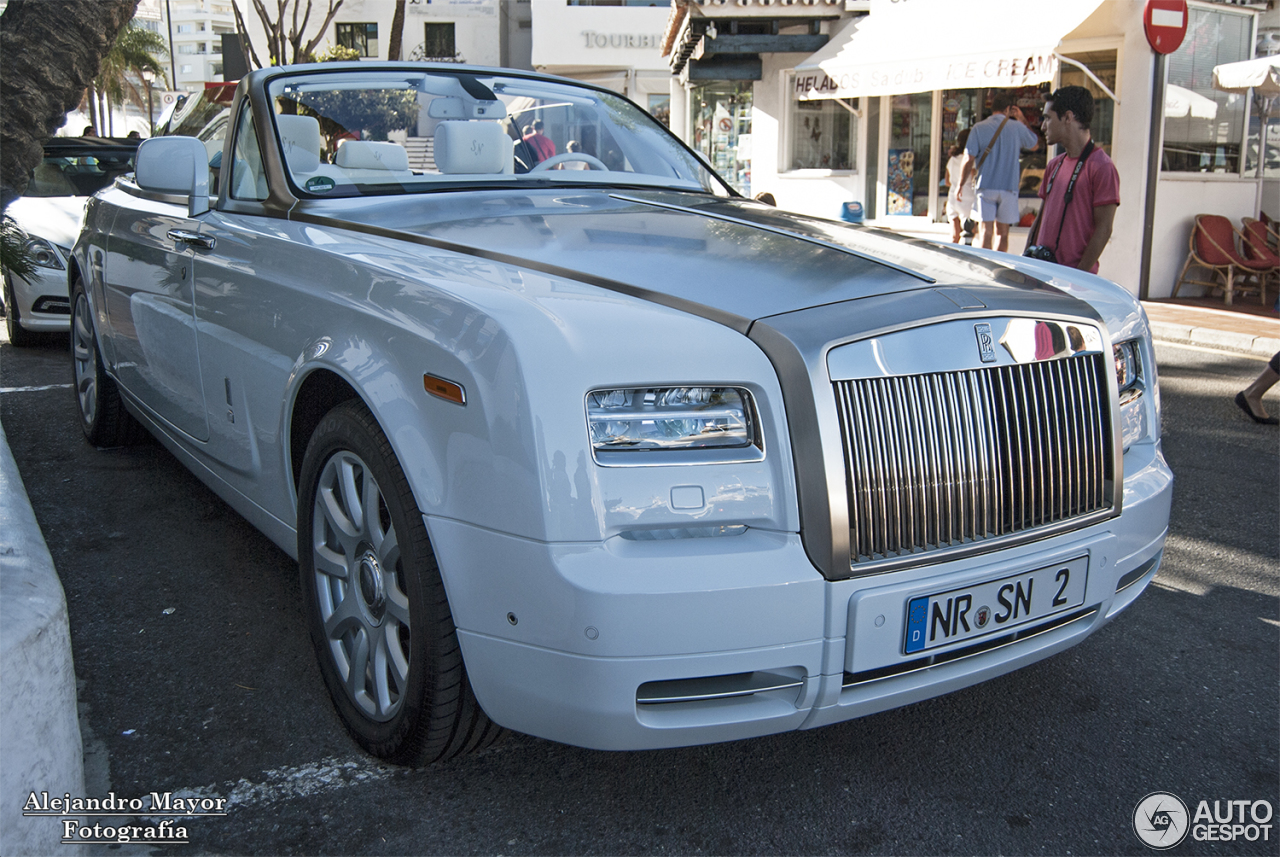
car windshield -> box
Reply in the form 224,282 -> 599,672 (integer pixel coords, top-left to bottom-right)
265,68 -> 729,198
27,144 -> 138,198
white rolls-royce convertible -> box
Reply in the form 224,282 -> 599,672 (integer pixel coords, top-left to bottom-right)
70,63 -> 1173,765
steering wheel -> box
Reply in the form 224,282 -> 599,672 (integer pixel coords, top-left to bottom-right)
531,152 -> 609,172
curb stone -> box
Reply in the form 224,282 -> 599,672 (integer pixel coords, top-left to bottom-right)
0,421 -> 84,857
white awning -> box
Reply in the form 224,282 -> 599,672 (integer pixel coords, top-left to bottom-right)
1212,56 -> 1280,95
1164,84 -> 1218,120
794,0 -> 1106,101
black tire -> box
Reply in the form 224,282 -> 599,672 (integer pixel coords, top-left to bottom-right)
3,270 -> 40,347
297,400 -> 503,765
70,278 -> 144,447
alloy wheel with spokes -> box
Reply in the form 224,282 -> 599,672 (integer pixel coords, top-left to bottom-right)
70,279 -> 141,447
311,449 -> 412,722
72,290 -> 99,427
297,399 -> 502,765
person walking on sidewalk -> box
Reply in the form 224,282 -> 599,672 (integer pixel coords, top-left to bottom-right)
945,128 -> 975,244
1235,352 -> 1280,425
1026,85 -> 1120,274
959,92 -> 1040,253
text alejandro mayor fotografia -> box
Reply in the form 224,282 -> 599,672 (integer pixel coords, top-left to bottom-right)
24,790 -> 228,845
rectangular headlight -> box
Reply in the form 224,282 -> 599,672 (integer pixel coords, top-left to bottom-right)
587,386 -> 757,454
1113,340 -> 1141,399
1113,339 -> 1146,448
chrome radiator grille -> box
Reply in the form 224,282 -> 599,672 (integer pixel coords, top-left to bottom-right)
833,354 -> 1113,568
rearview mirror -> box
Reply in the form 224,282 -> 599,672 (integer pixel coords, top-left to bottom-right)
135,136 -> 210,216
427,96 -> 504,120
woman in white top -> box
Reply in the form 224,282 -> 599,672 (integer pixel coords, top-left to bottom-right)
944,128 -> 975,244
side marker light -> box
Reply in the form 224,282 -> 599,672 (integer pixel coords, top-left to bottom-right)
424,374 -> 466,406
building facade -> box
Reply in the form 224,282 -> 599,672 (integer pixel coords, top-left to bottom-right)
164,0 -> 238,92
529,0 -> 674,125
662,0 -> 1277,301
234,0 -> 517,70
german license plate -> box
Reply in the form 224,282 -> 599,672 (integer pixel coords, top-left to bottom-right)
903,556 -> 1089,654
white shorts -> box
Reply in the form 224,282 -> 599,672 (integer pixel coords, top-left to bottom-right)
975,188 -> 1020,225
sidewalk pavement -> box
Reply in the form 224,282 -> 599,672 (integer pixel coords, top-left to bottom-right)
0,295 -> 1273,855
1142,300 -> 1280,358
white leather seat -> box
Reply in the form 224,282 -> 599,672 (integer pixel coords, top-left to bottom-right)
335,141 -> 411,172
276,114 -> 323,174
433,122 -> 514,175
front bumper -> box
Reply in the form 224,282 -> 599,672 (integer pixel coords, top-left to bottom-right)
5,267 -> 71,332
430,441 -> 1172,751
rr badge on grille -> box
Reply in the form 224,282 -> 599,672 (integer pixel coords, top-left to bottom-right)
975,323 -> 996,363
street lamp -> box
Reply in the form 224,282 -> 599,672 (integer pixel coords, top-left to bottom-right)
141,69 -> 155,136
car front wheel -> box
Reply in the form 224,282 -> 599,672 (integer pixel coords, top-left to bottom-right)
297,400 -> 502,765
71,278 -> 143,446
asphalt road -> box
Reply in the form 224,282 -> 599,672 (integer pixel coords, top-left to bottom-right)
1,327 -> 1276,857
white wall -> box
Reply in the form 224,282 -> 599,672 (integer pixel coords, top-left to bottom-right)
1148,177 -> 1260,299
752,47 -> 862,220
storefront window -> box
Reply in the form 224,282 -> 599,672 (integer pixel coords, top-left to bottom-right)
1059,51 -> 1115,155
1002,87 -> 1047,220
887,92 -> 931,216
940,90 -> 980,159
787,97 -> 857,172
691,82 -> 752,195
938,90 -> 980,220
1162,6 -> 1252,174
648,94 -> 670,128
1245,101 -> 1279,178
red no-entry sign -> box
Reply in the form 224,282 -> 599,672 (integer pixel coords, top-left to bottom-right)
1144,0 -> 1188,55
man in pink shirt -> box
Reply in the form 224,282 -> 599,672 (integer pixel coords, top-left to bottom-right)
1030,85 -> 1120,274
520,119 -> 556,165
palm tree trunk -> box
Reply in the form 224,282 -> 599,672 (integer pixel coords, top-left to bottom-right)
0,0 -> 139,204
387,0 -> 405,61
77,89 -> 95,135
97,87 -> 108,136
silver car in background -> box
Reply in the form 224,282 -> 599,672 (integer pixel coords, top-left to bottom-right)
70,63 -> 1172,765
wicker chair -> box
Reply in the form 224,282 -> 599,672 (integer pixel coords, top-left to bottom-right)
1172,214 -> 1270,306
1240,217 -> 1279,303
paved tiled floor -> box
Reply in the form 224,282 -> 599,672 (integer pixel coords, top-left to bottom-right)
1144,298 -> 1280,340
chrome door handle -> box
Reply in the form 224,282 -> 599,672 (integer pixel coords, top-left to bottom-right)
167,229 -> 215,250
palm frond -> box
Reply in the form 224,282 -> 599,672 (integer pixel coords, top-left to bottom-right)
1,219 -> 38,282
94,24 -> 169,109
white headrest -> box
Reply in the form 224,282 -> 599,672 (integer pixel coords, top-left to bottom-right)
276,114 -> 321,173
335,141 -> 410,171
433,122 -> 513,175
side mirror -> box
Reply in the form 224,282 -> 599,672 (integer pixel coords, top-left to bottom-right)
135,136 -> 210,216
